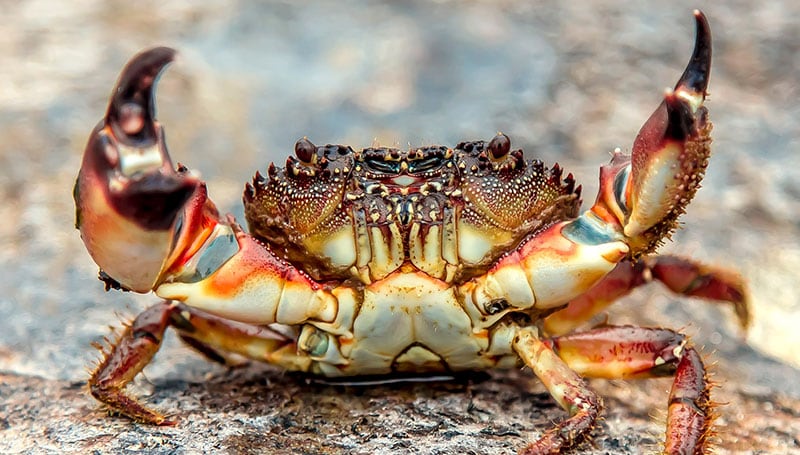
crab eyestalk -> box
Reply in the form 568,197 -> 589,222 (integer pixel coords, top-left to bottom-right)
621,10 -> 713,254
74,47 -> 200,292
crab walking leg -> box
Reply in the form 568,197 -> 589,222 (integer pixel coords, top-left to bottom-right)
644,255 -> 749,327
665,348 -> 712,455
544,326 -> 712,454
543,255 -> 750,336
513,327 -> 602,454
89,300 -> 295,425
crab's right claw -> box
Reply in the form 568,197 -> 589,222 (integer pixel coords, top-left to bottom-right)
623,10 -> 713,254
74,47 -> 200,293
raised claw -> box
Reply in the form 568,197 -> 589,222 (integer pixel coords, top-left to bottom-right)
107,47 -> 175,146
74,47 -> 200,292
623,11 -> 713,252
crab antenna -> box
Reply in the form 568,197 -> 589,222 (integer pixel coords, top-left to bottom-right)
674,10 -> 711,97
106,47 -> 177,146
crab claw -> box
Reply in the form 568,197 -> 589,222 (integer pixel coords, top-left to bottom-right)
74,47 -> 200,293
623,11 -> 712,252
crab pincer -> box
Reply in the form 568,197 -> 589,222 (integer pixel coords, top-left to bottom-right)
622,10 -> 713,253
74,47 -> 200,292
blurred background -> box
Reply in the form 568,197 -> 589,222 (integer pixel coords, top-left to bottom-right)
1,1 -> 798,453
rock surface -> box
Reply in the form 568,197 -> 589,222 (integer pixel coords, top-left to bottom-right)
1,1 -> 799,454
1,365 -> 799,454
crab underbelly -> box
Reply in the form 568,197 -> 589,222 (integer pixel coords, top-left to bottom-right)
334,271 -> 495,375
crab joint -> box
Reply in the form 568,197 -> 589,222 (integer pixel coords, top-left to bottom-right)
299,325 -> 348,365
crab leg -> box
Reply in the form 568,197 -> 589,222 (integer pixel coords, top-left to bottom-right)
665,348 -> 711,455
544,326 -> 712,454
75,47 -> 351,423
513,327 -> 602,454
543,255 -> 750,336
89,300 -> 297,425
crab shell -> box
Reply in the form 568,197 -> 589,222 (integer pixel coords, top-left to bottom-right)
243,137 -> 582,283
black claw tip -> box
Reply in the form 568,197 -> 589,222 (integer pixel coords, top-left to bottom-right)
107,47 -> 177,145
675,11 -> 711,96
664,90 -> 696,141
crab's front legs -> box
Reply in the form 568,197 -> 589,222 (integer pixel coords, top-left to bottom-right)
593,10 -> 713,255
90,300 -> 292,425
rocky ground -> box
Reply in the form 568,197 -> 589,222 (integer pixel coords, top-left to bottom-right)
1,1 -> 799,453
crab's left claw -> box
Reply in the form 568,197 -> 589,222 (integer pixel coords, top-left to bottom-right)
606,11 -> 713,254
74,47 -> 200,292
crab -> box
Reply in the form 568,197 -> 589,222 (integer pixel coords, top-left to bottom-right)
74,10 -> 749,454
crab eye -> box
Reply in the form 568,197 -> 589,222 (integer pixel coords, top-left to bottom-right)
484,299 -> 509,315
294,137 -> 317,164
487,133 -> 511,160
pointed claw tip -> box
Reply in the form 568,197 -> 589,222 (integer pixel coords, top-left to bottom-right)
107,47 -> 178,143
675,10 -> 712,98
693,10 -> 711,49
112,47 -> 177,102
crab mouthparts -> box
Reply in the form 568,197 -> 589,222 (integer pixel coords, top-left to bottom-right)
391,175 -> 417,186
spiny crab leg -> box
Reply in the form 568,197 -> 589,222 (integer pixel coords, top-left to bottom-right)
543,254 -> 750,336
76,47 -> 347,421
514,325 -> 712,454
543,326 -> 712,454
89,301 -> 293,425
513,327 -> 602,454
